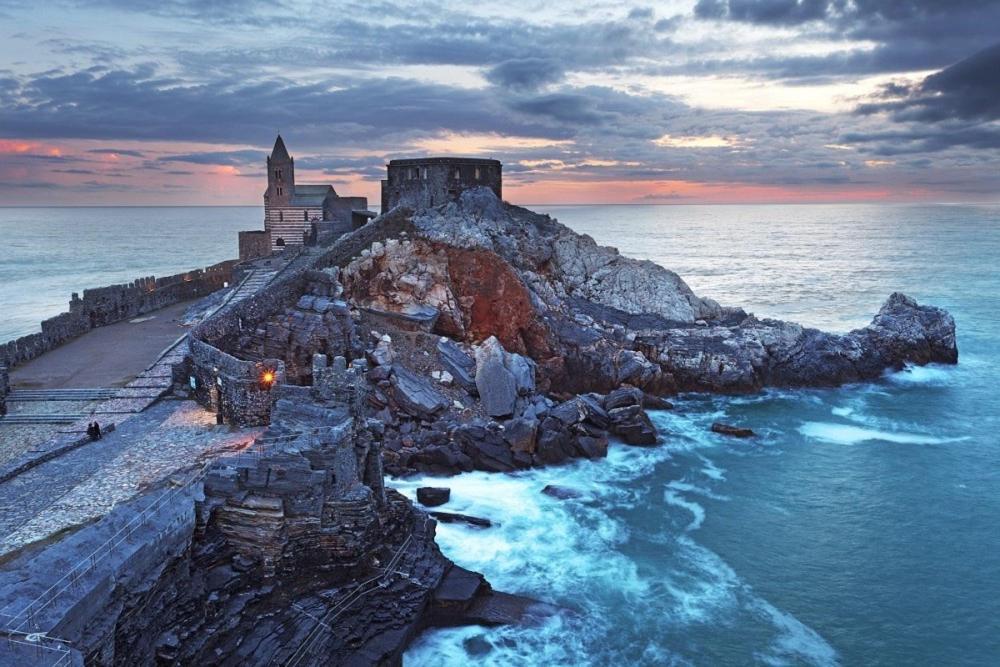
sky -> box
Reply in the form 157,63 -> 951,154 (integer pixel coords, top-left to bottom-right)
0,0 -> 998,206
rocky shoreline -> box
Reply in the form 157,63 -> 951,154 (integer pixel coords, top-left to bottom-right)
0,189 -> 957,665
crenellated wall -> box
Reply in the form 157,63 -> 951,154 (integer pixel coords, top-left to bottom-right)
0,260 -> 237,369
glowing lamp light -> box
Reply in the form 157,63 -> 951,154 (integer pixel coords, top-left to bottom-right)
260,370 -> 276,389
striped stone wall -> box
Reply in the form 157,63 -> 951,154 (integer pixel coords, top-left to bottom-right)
264,207 -> 321,250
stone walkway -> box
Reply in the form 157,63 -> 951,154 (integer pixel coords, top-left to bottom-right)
0,398 -> 263,557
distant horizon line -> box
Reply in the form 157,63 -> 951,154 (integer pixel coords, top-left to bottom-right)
2,201 -> 998,209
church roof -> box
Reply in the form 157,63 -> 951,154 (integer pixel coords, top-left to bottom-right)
270,134 -> 291,162
291,184 -> 337,207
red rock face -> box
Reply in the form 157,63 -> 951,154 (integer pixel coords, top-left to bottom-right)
445,247 -> 539,353
443,247 -> 562,390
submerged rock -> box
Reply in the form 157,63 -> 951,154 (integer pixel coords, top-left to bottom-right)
431,511 -> 493,528
711,422 -> 756,438
541,484 -> 583,500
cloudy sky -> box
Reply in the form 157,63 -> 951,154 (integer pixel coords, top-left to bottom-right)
1,0 -> 998,205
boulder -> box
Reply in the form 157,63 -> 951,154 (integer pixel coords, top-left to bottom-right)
503,417 -> 538,453
437,338 -> 478,392
389,366 -> 449,420
416,487 -> 451,507
476,358 -> 518,418
711,422 -> 755,438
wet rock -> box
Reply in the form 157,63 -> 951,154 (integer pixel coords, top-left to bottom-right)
416,487 -> 451,507
541,485 -> 583,500
643,393 -> 674,410
711,422 -> 756,438
430,511 -> 493,528
503,417 -> 538,453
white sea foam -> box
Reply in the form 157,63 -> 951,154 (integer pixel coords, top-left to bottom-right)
697,454 -> 727,481
666,480 -> 730,502
885,363 -> 956,387
664,490 -> 707,531
397,428 -> 837,666
799,421 -> 963,445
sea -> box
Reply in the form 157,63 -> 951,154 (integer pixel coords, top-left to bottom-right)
2,204 -> 998,665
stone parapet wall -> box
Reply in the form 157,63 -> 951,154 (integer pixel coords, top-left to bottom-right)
0,366 -> 8,416
183,337 -> 284,426
0,260 -> 237,369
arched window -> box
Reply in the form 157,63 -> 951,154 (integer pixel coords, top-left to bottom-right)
453,168 -> 460,180
303,210 -> 308,221
475,167 -> 481,180
276,237 -> 285,247
279,211 -> 283,222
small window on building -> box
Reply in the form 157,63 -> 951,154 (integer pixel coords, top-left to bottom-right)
279,211 -> 283,222
277,186 -> 283,196
475,167 -> 481,180
454,168 -> 460,180
422,167 -> 428,180
276,237 -> 285,246
304,210 -> 308,221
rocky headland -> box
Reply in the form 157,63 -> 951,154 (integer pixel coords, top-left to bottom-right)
0,188 -> 957,666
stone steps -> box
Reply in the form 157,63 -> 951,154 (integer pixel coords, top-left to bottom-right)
9,388 -> 120,402
0,413 -> 87,425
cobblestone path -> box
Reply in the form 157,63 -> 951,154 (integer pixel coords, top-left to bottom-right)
0,399 -> 262,556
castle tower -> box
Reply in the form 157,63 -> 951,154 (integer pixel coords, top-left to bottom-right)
265,134 -> 294,207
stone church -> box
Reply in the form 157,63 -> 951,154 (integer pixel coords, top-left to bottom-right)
263,135 -> 371,251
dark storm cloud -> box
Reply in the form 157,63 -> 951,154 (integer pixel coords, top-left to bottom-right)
849,43 -> 1000,154
693,0 -> 1000,78
486,59 -> 565,91
857,43 -> 1000,123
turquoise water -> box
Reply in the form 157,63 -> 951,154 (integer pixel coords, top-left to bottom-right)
0,207 -> 259,342
2,204 -> 998,664
396,204 -> 1000,666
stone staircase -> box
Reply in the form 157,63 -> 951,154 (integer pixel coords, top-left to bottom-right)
230,269 -> 276,303
7,388 -> 119,402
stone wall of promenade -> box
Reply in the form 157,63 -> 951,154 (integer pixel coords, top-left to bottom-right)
0,366 -> 8,416
0,260 -> 238,369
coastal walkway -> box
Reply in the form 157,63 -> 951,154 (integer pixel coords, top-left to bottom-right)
0,398 -> 263,557
8,298 -> 196,390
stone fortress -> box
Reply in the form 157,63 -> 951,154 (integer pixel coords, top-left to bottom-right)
381,156 -> 502,212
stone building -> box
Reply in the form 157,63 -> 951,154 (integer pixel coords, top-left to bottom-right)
264,135 -> 371,251
380,157 -> 502,213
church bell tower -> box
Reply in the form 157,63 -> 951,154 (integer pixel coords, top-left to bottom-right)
266,134 -> 294,206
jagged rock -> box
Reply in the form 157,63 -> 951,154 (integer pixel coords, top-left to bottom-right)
416,487 -> 451,507
437,338 -> 477,392
389,365 -> 449,419
612,412 -> 658,446
502,417 -> 538,453
643,393 -> 674,410
711,422 -> 755,438
369,336 -> 394,367
430,511 -> 493,528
